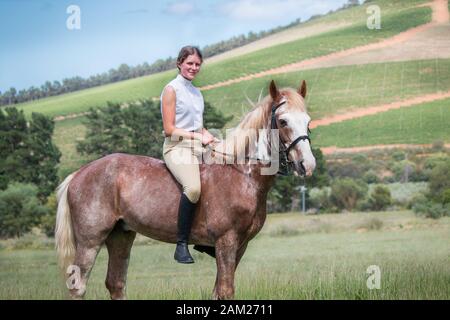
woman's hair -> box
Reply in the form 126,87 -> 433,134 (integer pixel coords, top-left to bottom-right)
177,46 -> 203,70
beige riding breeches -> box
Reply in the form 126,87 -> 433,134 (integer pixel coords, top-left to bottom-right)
163,137 -> 203,203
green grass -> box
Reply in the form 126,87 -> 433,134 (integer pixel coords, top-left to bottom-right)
16,70 -> 177,119
52,117 -> 98,178
203,58 -> 450,124
13,4 -> 431,120
195,7 -> 431,86
0,211 -> 449,299
72,57 -> 450,124
52,58 -> 450,175
294,0 -> 429,27
312,97 -> 450,147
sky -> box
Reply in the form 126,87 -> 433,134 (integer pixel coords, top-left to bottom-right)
0,0 -> 348,92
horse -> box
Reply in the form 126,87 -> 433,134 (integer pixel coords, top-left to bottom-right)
55,79 -> 316,300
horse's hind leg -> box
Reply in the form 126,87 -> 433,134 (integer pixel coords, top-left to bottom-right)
105,222 -> 136,300
69,243 -> 103,300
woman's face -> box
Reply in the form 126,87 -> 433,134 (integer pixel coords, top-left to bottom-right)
178,54 -> 202,81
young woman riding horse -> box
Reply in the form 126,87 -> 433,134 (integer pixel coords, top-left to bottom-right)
160,46 -> 217,263
55,74 -> 316,300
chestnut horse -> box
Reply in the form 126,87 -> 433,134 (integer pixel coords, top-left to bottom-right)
55,80 -> 316,300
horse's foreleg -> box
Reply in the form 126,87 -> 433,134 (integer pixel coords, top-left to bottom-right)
235,242 -> 248,272
212,232 -> 239,300
105,223 -> 136,300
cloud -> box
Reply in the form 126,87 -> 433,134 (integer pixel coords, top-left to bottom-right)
164,1 -> 196,16
218,0 -> 345,22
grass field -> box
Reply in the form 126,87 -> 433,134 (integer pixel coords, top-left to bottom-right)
14,5 -> 431,119
52,58 -> 450,176
203,58 -> 450,123
54,59 -> 450,175
0,211 -> 449,300
312,97 -> 450,147
52,117 -> 97,177
195,7 -> 431,86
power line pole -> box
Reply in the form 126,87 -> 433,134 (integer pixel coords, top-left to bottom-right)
300,185 -> 307,213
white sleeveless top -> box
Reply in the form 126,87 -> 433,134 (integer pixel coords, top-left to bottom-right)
160,74 -> 204,132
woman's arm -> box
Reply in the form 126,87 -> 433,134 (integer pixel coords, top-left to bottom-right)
161,86 -> 213,144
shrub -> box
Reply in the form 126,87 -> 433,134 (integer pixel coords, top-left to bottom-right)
0,182 -> 50,238
40,193 -> 57,237
358,217 -> 384,231
407,192 -> 428,210
368,185 -> 392,211
393,160 -> 417,183
363,170 -> 380,184
441,189 -> 450,205
328,162 -> 364,179
431,140 -> 444,152
428,160 -> 450,203
412,200 -> 450,219
391,151 -> 406,161
309,187 -> 332,212
330,178 -> 368,211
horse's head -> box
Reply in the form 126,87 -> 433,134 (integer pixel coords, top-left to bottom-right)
269,80 -> 316,177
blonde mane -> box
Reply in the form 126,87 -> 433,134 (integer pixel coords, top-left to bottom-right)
213,88 -> 306,161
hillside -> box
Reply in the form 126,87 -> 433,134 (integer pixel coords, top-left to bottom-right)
15,1 -> 432,119
10,0 -> 448,175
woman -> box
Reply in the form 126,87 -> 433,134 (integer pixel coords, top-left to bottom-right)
160,46 -> 216,264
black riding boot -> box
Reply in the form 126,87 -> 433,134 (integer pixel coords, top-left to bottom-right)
174,193 -> 197,264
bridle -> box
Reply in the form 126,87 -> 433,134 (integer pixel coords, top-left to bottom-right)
270,99 -> 311,176
207,98 -> 312,176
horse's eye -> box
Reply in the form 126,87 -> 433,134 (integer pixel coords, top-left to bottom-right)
279,119 -> 288,127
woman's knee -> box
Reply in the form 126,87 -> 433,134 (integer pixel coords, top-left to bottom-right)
184,185 -> 201,203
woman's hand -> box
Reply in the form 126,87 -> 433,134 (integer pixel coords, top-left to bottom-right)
201,129 -> 218,146
201,133 -> 215,146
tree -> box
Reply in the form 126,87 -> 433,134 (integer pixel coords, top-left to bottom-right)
428,160 -> 450,203
0,107 -> 28,189
0,182 -> 50,238
123,100 -> 164,158
203,101 -> 233,132
40,192 -> 57,237
77,99 -> 232,160
24,113 -> 62,200
77,102 -> 130,157
0,107 -> 61,199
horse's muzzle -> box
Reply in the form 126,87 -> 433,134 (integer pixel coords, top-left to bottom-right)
293,159 -> 315,177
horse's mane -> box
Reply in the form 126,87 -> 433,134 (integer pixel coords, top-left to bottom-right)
213,88 -> 305,160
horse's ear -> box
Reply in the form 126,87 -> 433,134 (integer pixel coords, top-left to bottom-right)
298,80 -> 307,98
269,80 -> 281,102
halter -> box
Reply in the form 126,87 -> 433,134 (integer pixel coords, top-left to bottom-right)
271,99 -> 311,176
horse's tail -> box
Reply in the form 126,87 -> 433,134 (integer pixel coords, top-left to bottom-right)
55,172 -> 77,273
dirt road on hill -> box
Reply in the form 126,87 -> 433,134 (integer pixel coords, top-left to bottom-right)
55,1 -> 449,126
309,91 -> 450,129
200,0 -> 449,92
321,143 -> 450,155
